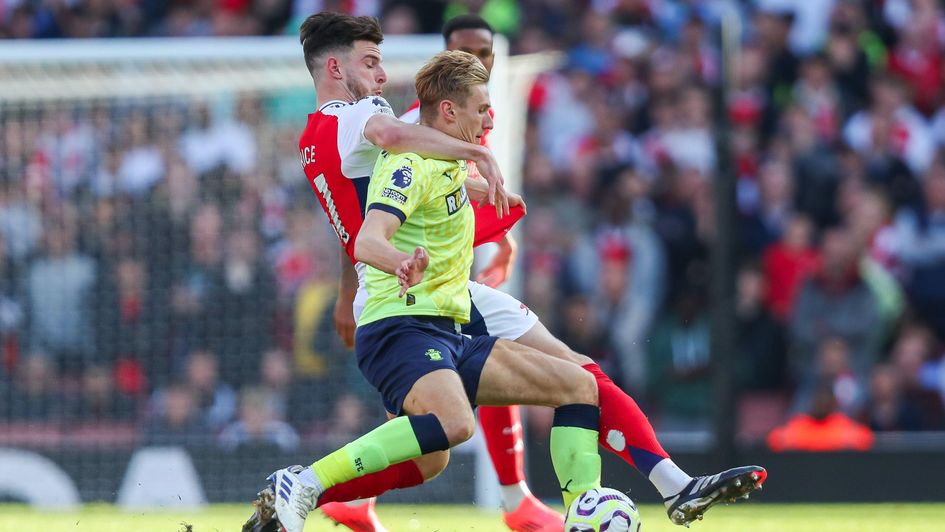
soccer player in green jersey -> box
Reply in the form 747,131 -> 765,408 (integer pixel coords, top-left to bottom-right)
263,51 -> 605,532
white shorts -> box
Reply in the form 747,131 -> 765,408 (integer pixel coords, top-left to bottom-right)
464,281 -> 539,340
353,266 -> 538,341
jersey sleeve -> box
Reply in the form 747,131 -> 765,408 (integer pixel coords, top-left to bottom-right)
399,99 -> 421,124
336,96 -> 395,161
367,153 -> 432,224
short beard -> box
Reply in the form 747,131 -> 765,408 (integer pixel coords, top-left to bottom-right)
344,78 -> 368,100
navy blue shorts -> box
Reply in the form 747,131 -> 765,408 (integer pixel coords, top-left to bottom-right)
355,315 -> 498,415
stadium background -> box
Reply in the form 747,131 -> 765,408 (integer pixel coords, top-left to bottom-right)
1,0 -> 945,522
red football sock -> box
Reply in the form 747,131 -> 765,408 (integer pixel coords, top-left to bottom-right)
316,460 -> 424,505
478,405 -> 526,486
583,363 -> 669,476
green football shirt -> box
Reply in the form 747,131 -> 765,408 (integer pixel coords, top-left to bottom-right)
358,151 -> 474,326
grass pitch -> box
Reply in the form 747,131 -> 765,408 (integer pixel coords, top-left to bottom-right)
0,503 -> 944,531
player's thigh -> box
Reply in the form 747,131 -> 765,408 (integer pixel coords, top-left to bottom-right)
466,281 -> 593,366
403,368 -> 476,445
515,320 -> 594,366
475,339 -> 598,407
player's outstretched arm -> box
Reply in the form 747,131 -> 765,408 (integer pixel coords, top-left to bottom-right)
333,252 -> 358,348
364,113 -> 508,211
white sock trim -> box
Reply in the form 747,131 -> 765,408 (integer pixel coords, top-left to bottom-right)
499,481 -> 530,513
649,459 -> 693,499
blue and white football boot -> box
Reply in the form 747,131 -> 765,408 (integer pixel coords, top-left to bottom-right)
664,465 -> 767,527
242,465 -> 324,532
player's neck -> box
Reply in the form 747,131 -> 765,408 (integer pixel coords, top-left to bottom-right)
316,82 -> 359,107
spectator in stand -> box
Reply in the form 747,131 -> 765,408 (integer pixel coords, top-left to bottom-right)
27,216 -> 96,374
845,188 -> 905,333
259,349 -> 294,424
218,386 -> 299,452
763,214 -> 819,321
182,349 -> 237,432
886,5 -> 944,116
647,285 -> 712,431
843,75 -> 935,177
178,102 -> 219,177
0,176 -> 42,262
885,326 -> 945,430
863,363 -> 925,432
736,262 -> 787,391
69,364 -> 138,422
792,54 -> 841,143
7,354 -> 62,421
143,382 -> 208,446
768,381 -> 874,452
755,7 -> 799,128
207,227 -> 276,386
893,164 -> 945,338
789,227 -> 883,386
568,174 -> 665,391
95,256 -> 162,374
792,337 -> 865,417
170,203 -> 223,356
117,111 -> 165,196
0,234 -> 23,366
781,106 -> 842,228
741,158 -> 795,254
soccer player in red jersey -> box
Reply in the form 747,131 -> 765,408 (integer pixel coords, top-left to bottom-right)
243,12 -> 766,532
321,15 -> 553,532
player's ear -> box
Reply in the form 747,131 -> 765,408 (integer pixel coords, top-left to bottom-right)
326,56 -> 343,80
440,100 -> 456,122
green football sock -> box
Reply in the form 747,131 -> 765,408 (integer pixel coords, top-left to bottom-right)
311,414 -> 448,490
550,405 -> 602,509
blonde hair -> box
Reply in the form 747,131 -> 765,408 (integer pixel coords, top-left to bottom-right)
415,50 -> 490,122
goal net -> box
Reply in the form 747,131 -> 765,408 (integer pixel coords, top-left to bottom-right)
0,34 -> 558,509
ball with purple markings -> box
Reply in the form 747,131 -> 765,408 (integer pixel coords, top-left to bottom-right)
565,487 -> 642,532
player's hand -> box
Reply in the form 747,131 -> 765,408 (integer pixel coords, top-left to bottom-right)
507,192 -> 527,214
493,183 -> 512,219
473,149 -> 509,216
396,247 -> 428,297
333,294 -> 356,349
476,234 -> 518,288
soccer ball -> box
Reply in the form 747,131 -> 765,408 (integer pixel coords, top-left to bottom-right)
565,487 -> 642,532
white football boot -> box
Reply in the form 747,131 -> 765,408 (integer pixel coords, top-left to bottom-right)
270,465 -> 324,532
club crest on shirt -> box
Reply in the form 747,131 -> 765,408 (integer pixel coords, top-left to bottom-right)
391,165 -> 413,188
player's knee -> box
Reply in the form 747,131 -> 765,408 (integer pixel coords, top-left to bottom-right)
441,411 -> 476,446
416,451 -> 450,481
562,368 -> 598,406
567,350 -> 594,366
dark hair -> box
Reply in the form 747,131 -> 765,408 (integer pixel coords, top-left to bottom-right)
299,12 -> 383,74
442,14 -> 494,44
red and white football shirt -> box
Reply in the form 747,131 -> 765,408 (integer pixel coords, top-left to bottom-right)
299,96 -> 395,264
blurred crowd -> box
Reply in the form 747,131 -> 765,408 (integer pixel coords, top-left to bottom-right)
509,0 -> 945,445
2,0 -> 945,453
0,94 -> 384,450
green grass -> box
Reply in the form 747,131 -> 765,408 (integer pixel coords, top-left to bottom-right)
1,503 -> 945,532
